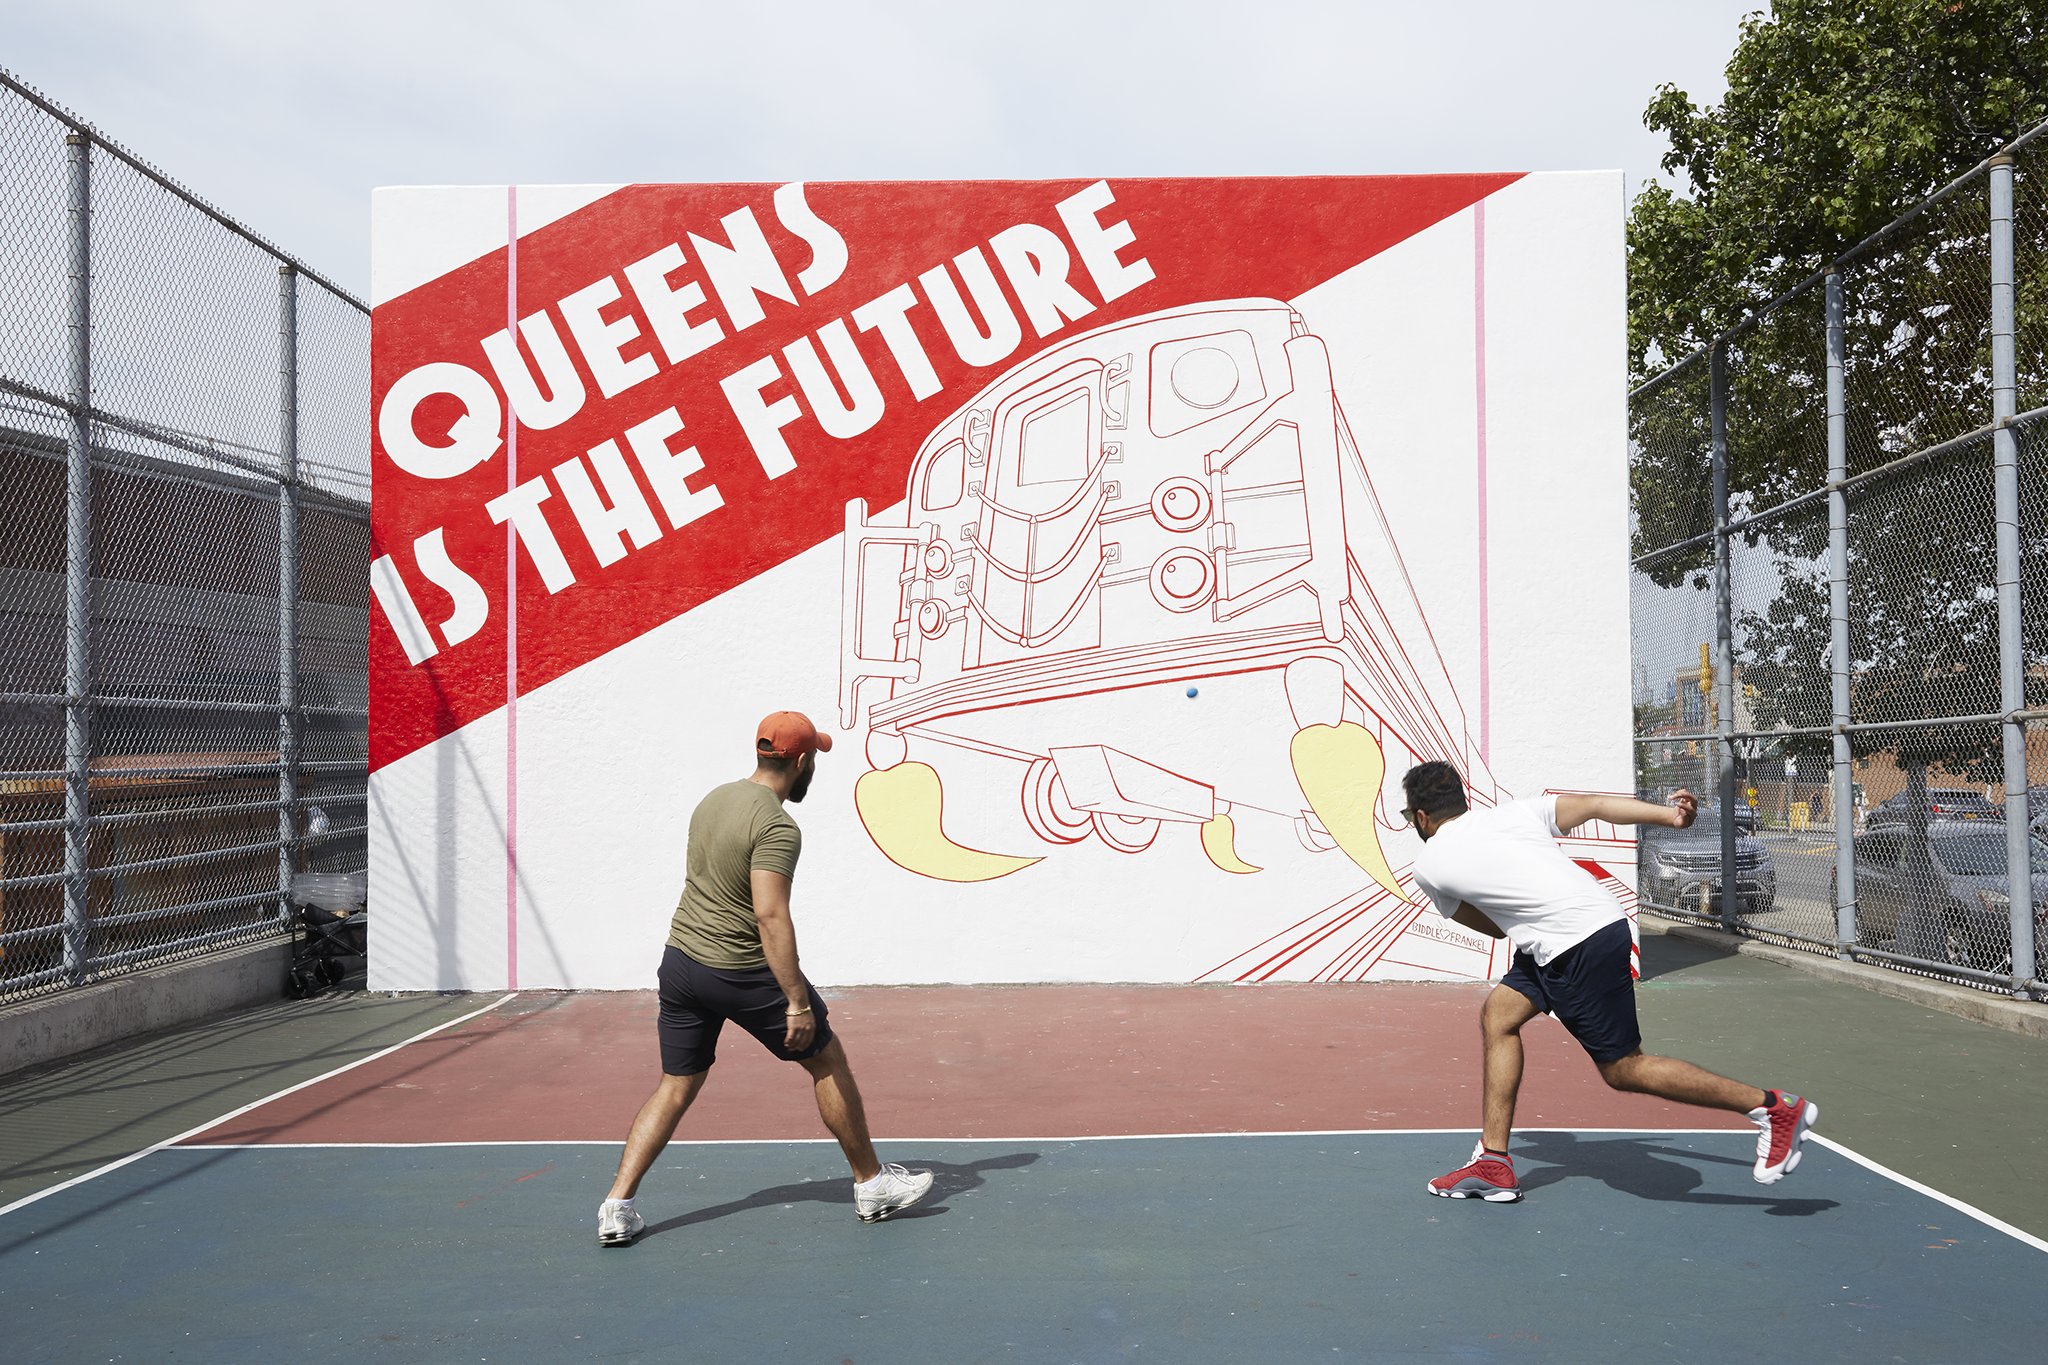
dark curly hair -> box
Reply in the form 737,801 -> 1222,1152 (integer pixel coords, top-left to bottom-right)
1401,760 -> 1468,819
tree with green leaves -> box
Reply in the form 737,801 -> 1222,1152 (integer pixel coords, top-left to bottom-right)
1630,0 -> 2047,384
1626,2 -> 2048,964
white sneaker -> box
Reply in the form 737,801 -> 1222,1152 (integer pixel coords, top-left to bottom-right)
854,1163 -> 935,1222
598,1198 -> 644,1245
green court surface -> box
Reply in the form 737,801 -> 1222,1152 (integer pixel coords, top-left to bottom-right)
1632,931 -> 2048,1241
1,933 -> 2043,1362
0,992 -> 484,1208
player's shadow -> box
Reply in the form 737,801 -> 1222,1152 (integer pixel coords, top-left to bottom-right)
1513,1132 -> 1838,1216
636,1151 -> 1040,1240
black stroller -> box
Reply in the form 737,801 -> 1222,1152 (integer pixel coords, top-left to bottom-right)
286,872 -> 368,998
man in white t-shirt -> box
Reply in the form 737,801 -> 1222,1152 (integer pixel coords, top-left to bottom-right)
1402,760 -> 1817,1203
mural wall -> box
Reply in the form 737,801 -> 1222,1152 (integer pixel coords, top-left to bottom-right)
366,173 -> 1630,991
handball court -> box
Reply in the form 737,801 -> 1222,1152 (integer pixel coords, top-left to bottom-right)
3,931 -> 2044,1363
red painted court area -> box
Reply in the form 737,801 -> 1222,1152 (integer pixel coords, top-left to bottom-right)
188,984 -> 1748,1145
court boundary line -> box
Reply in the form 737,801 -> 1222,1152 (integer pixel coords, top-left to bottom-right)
21,1055 -> 2047,1259
175,1128 -> 2048,1256
0,992 -> 519,1221
178,1127 -> 1740,1150
1807,1133 -> 2048,1254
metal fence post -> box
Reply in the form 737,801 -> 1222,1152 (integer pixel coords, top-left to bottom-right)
1988,153 -> 2035,998
0,73 -> 374,1010
278,266 -> 300,927
62,131 -> 93,984
1826,273 -> 1856,958
1710,342 -> 1737,932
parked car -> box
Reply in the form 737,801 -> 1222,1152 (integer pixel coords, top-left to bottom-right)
1637,791 -> 1757,833
1832,820 -> 2048,972
1866,788 -> 2001,830
1639,812 -> 1777,916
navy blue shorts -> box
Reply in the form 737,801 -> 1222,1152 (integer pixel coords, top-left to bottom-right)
656,945 -> 833,1076
1500,919 -> 1642,1064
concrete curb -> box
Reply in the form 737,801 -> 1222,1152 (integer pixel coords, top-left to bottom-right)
1639,912 -> 2048,1042
0,935 -> 293,1079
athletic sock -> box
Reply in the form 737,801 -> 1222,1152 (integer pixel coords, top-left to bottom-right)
1482,1149 -> 1511,1162
1759,1091 -> 1779,1111
603,1197 -> 633,1209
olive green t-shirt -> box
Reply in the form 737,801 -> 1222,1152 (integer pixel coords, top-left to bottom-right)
666,780 -> 802,969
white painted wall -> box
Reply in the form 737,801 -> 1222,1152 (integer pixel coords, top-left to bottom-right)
368,171 -> 1630,991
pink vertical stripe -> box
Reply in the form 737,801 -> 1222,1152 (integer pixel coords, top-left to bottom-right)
1473,200 -> 1490,767
504,186 -> 519,992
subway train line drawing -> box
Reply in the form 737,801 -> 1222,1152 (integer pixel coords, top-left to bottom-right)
838,298 -> 1506,924
1194,794 -> 1642,984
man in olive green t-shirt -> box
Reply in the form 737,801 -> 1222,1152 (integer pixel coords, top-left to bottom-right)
597,711 -> 933,1245
665,776 -> 803,971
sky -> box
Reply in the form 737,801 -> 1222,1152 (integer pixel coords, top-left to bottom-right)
4,0 -> 1768,302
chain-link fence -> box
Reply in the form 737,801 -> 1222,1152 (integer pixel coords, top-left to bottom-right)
1631,120 -> 2048,1001
0,69 -> 369,1005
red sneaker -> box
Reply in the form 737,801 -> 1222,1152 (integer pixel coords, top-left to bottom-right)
1427,1143 -> 1522,1202
1749,1092 -> 1818,1184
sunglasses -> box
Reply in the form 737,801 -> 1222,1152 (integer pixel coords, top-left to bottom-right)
1398,807 -> 1420,826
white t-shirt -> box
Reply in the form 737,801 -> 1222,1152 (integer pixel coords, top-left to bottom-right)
1411,795 -> 1624,966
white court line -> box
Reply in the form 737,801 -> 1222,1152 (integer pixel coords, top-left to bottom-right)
0,992 -> 519,1220
179,1127 -> 1741,1150
180,1129 -> 2048,1256
23,1047 -> 2047,1261
1808,1133 -> 2048,1254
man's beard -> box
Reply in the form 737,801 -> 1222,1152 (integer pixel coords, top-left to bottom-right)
788,761 -> 814,803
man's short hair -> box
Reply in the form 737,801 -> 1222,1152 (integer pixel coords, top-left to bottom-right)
1402,761 -> 1468,818
754,741 -> 805,775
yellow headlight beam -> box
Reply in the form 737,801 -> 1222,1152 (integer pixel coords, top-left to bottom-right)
1289,722 -> 1407,900
1200,812 -> 1262,875
854,761 -> 1042,883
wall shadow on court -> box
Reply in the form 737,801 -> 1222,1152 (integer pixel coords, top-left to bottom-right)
1514,1132 -> 1838,1216
1633,933 -> 1738,981
637,1151 -> 1041,1240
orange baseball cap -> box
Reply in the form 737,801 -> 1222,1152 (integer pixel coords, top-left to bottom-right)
756,711 -> 833,759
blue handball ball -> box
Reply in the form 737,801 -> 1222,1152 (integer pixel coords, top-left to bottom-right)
1185,687 -> 1199,698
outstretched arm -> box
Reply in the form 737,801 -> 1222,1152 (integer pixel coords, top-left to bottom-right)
1553,789 -> 1698,833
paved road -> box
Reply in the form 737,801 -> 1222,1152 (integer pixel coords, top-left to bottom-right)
1642,831 -> 1845,943
1749,831 -> 1841,942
